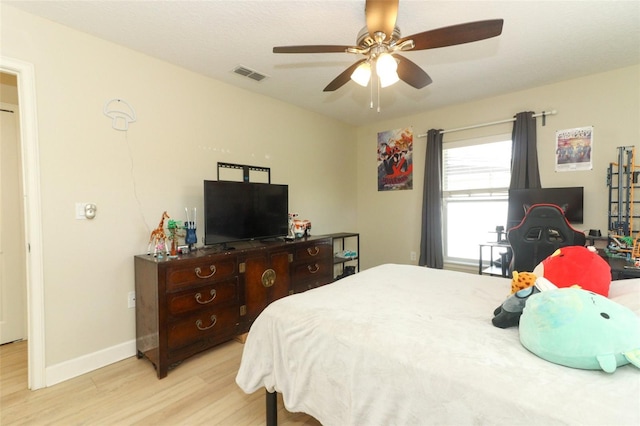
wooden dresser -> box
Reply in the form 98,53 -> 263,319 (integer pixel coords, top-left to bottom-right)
134,235 -> 333,378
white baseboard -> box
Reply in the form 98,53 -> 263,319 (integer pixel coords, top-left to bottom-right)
45,339 -> 136,387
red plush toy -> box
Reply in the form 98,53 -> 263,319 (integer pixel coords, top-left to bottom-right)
533,246 -> 611,297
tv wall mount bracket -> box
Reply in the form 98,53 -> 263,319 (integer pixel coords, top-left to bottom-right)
217,162 -> 271,184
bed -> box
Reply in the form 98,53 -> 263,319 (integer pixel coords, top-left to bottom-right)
236,264 -> 640,425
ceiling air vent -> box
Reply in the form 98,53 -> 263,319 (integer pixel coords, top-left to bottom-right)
232,65 -> 268,82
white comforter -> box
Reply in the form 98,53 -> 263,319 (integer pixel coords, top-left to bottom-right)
236,264 -> 640,425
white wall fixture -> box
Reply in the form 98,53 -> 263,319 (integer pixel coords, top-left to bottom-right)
75,202 -> 97,220
103,98 -> 136,131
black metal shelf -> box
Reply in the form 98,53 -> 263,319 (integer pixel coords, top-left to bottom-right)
607,146 -> 638,237
329,232 -> 359,280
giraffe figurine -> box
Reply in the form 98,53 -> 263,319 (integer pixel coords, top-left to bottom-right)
148,211 -> 170,256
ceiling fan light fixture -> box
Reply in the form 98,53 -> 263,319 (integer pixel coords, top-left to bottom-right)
273,1 -> 504,95
351,62 -> 372,86
376,53 -> 399,87
379,70 -> 400,88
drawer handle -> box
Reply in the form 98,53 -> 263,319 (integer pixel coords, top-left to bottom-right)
307,263 -> 320,274
195,289 -> 217,304
306,246 -> 320,256
196,315 -> 217,331
262,269 -> 276,288
195,265 -> 216,279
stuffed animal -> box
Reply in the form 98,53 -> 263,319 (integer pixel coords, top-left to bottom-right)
492,246 -> 612,328
492,276 -> 556,328
533,245 -> 611,296
520,287 -> 640,373
510,270 -> 537,294
492,270 -> 541,328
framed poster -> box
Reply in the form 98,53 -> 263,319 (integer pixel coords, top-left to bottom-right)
555,126 -> 593,172
377,127 -> 413,191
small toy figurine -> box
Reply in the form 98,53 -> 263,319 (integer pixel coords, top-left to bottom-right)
286,213 -> 297,241
167,219 -> 184,258
148,211 -> 170,257
184,207 -> 197,250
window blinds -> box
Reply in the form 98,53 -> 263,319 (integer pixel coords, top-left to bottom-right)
443,140 -> 511,192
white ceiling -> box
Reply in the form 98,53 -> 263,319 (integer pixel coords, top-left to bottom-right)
6,0 -> 640,126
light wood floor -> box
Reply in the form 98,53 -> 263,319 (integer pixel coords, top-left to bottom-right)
0,340 -> 321,425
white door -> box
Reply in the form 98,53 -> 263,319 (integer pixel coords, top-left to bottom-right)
0,103 -> 27,344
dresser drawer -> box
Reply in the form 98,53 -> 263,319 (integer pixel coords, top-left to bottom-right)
292,261 -> 332,283
294,240 -> 332,262
165,257 -> 237,292
291,275 -> 332,293
167,305 -> 240,351
167,278 -> 239,317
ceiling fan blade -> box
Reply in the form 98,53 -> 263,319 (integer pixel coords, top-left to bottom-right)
395,55 -> 432,89
365,0 -> 399,40
398,19 -> 504,51
273,45 -> 353,54
323,59 -> 367,92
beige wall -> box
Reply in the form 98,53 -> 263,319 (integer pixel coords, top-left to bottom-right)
2,6 -> 357,368
356,65 -> 640,269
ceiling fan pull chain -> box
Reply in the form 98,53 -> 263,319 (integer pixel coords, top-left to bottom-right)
377,75 -> 381,113
370,76 -> 374,109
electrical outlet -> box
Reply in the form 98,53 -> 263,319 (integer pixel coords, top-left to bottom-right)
128,291 -> 136,308
410,251 -> 417,261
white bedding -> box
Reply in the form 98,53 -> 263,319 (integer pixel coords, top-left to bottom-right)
236,264 -> 640,425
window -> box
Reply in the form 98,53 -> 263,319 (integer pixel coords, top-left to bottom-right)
443,136 -> 512,263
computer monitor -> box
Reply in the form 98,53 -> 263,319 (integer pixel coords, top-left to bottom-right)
507,187 -> 584,228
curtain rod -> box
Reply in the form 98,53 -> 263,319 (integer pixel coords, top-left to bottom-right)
417,110 -> 557,138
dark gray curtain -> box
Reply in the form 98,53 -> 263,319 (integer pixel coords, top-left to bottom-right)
507,111 -> 541,228
419,129 -> 444,269
509,112 -> 541,190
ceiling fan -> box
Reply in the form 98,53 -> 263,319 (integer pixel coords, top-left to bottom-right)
273,0 -> 503,92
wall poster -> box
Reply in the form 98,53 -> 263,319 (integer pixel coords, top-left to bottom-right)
377,127 -> 413,191
555,126 -> 593,172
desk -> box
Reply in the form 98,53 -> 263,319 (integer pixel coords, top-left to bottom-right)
603,256 -> 640,280
478,242 -> 511,276
478,245 -> 640,280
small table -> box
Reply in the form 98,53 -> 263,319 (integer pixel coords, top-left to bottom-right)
604,256 -> 640,280
478,242 -> 511,277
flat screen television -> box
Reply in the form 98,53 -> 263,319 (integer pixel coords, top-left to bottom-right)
507,186 -> 584,228
204,180 -> 289,246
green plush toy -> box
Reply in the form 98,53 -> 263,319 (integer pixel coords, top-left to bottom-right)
520,287 -> 640,373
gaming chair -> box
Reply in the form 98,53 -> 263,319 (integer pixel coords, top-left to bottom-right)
507,203 -> 586,273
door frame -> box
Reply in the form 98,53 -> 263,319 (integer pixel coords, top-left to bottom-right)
0,56 -> 46,390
